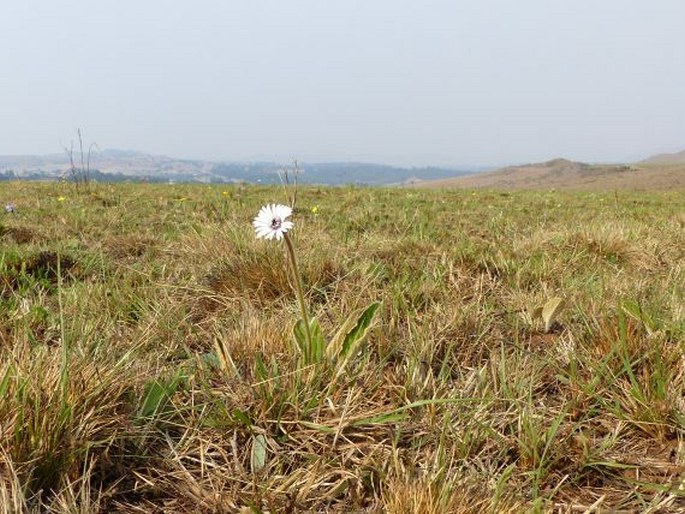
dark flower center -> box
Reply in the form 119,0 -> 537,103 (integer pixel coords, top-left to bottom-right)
270,217 -> 282,230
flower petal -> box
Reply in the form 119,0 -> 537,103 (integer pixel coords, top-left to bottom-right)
253,204 -> 294,241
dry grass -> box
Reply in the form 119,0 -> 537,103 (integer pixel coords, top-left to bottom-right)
0,181 -> 683,512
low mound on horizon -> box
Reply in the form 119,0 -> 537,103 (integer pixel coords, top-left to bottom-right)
414,156 -> 685,191
640,149 -> 685,165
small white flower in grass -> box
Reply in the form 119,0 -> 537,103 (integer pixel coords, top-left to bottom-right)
253,203 -> 294,240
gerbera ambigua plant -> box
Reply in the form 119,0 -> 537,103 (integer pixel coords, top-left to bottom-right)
253,203 -> 315,362
253,203 -> 380,373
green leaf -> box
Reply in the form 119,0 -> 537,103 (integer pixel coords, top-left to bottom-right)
341,302 -> 381,359
200,351 -> 221,369
327,313 -> 362,361
309,316 -> 325,362
294,316 -> 326,365
328,302 -> 381,379
293,318 -> 308,354
299,420 -> 337,433
231,408 -> 252,427
251,434 -> 267,472
138,374 -> 181,419
327,302 -> 381,361
351,411 -> 408,426
621,299 -> 656,335
254,353 -> 269,382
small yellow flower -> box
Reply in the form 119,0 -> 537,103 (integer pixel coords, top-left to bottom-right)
57,196 -> 65,202
222,191 -> 229,196
310,205 -> 319,215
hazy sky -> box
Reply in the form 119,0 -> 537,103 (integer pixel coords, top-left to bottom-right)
2,1 -> 685,166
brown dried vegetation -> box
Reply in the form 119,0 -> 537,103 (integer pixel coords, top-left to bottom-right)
0,182 -> 683,512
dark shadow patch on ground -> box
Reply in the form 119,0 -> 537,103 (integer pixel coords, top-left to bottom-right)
0,225 -> 41,244
1,251 -> 78,296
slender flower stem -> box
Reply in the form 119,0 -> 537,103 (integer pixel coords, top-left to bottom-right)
283,232 -> 313,362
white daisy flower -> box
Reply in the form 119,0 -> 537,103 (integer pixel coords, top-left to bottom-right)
253,203 -> 294,240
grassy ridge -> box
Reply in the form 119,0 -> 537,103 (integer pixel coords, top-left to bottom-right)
0,181 -> 684,512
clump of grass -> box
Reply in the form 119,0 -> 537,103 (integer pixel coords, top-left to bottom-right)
207,245 -> 291,305
103,234 -> 156,261
0,340 -> 141,506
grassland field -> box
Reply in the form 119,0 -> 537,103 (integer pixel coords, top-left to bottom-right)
0,181 -> 684,513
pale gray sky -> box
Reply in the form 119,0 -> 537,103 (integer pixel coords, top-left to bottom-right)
2,0 -> 684,166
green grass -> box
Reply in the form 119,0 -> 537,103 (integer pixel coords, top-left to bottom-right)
0,181 -> 684,512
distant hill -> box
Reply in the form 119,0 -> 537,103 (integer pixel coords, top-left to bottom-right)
640,149 -> 685,165
0,150 -> 214,182
415,157 -> 685,191
0,149 -> 472,186
5,148 -> 684,190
